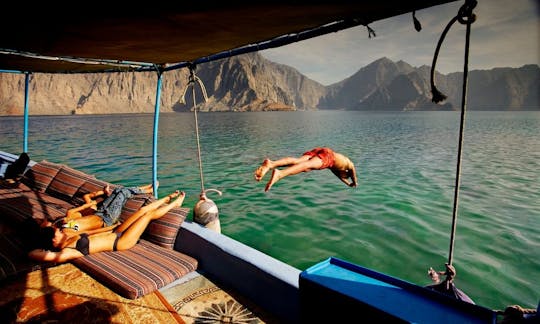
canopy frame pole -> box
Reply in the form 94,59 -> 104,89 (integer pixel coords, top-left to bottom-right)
152,69 -> 163,198
23,72 -> 31,153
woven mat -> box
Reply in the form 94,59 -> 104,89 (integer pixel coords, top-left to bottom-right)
161,274 -> 271,323
0,263 -> 184,323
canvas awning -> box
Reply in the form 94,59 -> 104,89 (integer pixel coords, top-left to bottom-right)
0,1 -> 457,74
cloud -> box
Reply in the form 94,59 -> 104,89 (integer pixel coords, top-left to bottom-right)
260,0 -> 539,85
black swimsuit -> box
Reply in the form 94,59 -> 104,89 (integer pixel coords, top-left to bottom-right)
75,233 -> 90,255
74,232 -> 122,255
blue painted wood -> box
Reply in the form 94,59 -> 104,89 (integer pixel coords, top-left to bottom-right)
300,257 -> 496,324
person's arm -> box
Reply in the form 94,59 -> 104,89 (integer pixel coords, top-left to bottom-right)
82,224 -> 118,235
65,200 -> 98,221
83,186 -> 109,204
69,201 -> 97,213
349,163 -> 358,188
61,224 -> 117,238
28,248 -> 82,263
331,168 -> 357,187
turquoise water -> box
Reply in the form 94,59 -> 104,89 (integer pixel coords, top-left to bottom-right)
1,111 -> 539,310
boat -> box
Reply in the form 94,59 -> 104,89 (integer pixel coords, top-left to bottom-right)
0,1 -> 537,323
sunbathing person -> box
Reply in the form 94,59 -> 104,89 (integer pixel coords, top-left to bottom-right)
54,183 -> 156,232
29,190 -> 185,263
255,147 -> 357,192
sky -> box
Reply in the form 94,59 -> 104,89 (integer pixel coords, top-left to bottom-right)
260,0 -> 540,85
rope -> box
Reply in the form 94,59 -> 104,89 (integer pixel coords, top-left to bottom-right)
428,0 -> 477,283
180,65 -> 209,193
448,0 -> 477,267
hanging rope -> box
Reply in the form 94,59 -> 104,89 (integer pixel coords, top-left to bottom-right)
430,0 -> 477,103
180,64 -> 209,193
447,0 -> 477,267
180,65 -> 223,232
427,0 -> 477,293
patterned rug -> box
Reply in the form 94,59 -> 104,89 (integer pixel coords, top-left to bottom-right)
161,274 -> 273,323
0,263 -> 184,323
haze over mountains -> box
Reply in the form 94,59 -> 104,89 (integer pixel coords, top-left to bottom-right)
0,53 -> 538,115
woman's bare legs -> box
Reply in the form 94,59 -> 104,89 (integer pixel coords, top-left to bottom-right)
115,191 -> 186,250
265,157 -> 323,192
114,190 -> 180,233
254,155 -> 311,181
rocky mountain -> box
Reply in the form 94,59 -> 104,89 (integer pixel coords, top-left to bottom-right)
0,53 -> 537,115
320,57 -> 538,111
185,53 -> 325,112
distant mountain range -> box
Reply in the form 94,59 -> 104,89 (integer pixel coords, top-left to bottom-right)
0,53 -> 538,115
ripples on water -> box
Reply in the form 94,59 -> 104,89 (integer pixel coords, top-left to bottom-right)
1,111 -> 539,310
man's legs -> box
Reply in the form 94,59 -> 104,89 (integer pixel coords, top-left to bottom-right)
265,157 -> 323,191
255,155 -> 311,181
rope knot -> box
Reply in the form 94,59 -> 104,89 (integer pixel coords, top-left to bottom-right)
458,0 -> 478,25
428,263 -> 456,284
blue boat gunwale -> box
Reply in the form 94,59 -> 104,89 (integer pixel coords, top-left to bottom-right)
301,256 -> 497,322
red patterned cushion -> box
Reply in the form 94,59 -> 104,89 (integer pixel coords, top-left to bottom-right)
72,239 -> 198,299
21,161 -> 62,192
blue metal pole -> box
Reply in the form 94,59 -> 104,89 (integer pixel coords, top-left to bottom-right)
152,71 -> 163,198
23,72 -> 31,153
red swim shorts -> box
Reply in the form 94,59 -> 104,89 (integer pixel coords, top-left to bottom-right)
303,147 -> 335,169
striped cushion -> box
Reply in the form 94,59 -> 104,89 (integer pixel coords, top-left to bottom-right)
71,177 -> 109,206
72,239 -> 198,299
142,207 -> 189,249
22,160 -> 62,192
119,196 -> 148,220
118,197 -> 187,250
47,166 -> 91,201
0,193 -> 71,226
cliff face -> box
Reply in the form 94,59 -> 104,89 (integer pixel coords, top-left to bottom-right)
192,53 -> 326,112
0,71 -> 184,115
0,53 -> 538,115
0,53 -> 326,115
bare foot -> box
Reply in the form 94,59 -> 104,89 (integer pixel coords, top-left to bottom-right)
170,191 -> 186,207
265,169 -> 281,192
255,159 -> 271,181
167,190 -> 181,200
141,182 -> 158,193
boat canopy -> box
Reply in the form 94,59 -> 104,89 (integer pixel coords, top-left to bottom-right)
0,1 -> 457,74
